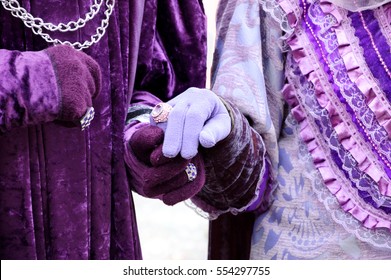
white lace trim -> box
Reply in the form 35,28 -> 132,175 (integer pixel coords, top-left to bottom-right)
374,5 -> 391,50
306,3 -> 391,205
328,7 -> 391,165
286,48 -> 391,208
185,177 -> 264,220
328,0 -> 391,12
185,154 -> 271,220
259,0 -> 299,50
286,114 -> 391,250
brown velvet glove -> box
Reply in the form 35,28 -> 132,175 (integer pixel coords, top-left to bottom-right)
127,124 -> 206,205
46,45 -> 101,122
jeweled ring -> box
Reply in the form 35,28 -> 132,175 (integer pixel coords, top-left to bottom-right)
151,102 -> 172,123
185,163 -> 197,182
80,107 -> 95,130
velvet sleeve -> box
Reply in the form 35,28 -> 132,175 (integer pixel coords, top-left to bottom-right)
0,49 -> 60,133
191,100 -> 269,218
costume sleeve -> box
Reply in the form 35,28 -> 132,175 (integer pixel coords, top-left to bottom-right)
190,0 -> 285,218
0,49 -> 60,133
191,99 -> 269,217
0,46 -> 101,133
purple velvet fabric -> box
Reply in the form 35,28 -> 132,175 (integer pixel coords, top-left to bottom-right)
134,0 -> 207,102
0,48 -> 60,132
0,0 -> 207,260
192,100 -> 266,213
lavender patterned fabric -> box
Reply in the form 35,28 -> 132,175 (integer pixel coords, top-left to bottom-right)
0,0 -> 207,259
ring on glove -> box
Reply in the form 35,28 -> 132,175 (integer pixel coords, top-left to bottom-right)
185,163 -> 197,182
151,102 -> 172,123
80,107 -> 95,130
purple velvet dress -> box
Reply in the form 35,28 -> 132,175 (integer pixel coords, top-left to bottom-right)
0,0 -> 206,259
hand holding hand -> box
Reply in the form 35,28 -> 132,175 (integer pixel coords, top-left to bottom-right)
151,88 -> 231,159
126,125 -> 205,205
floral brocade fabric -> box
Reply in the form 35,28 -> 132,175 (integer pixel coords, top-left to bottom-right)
212,0 -> 391,259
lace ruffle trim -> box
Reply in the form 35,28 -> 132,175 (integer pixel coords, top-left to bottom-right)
283,76 -> 391,231
320,1 -> 391,172
259,0 -> 303,50
285,29 -> 391,204
285,115 -> 391,250
282,1 -> 391,230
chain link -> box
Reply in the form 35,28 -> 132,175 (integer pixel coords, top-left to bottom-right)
0,0 -> 115,50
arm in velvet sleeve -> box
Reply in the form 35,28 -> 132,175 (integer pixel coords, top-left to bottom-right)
0,48 -> 60,132
190,0 -> 284,217
191,99 -> 270,217
0,46 -> 101,133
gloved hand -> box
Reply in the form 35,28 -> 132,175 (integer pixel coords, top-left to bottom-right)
46,45 -> 101,122
126,124 -> 206,205
0,45 -> 101,132
152,88 -> 231,159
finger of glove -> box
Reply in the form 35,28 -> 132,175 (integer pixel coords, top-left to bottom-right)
80,52 -> 102,99
150,144 -> 180,166
82,64 -> 95,107
180,105 -> 209,159
142,158 -> 190,197
147,163 -> 192,198
130,125 -> 164,165
162,173 -> 205,205
199,113 -> 231,148
162,102 -> 188,158
162,156 -> 206,205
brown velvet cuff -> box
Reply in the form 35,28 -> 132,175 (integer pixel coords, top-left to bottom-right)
193,99 -> 267,213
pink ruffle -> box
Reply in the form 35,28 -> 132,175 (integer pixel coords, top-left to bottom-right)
320,1 -> 391,197
278,0 -> 303,30
281,0 -> 391,231
290,93 -> 391,230
288,30 -> 391,196
326,2 -> 391,140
